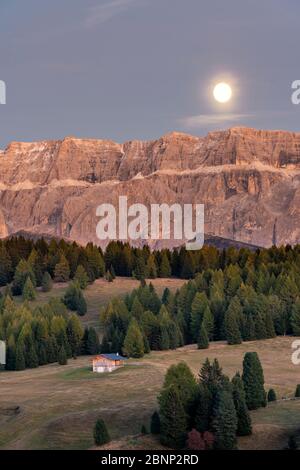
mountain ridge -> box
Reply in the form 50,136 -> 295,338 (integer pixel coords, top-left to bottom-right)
1,126 -> 300,248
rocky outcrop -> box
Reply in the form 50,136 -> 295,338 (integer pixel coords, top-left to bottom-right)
1,126 -> 300,248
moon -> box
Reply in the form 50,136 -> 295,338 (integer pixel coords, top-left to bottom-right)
213,82 -> 232,103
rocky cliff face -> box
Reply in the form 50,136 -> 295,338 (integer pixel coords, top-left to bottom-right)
1,126 -> 300,248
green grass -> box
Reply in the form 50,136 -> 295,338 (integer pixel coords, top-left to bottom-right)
0,336 -> 300,450
13,277 -> 186,331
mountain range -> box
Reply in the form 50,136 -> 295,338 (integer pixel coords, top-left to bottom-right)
1,126 -> 300,248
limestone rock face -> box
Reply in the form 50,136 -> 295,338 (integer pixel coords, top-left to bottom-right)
1,127 -> 300,248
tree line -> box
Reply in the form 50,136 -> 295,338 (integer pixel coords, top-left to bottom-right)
3,237 -> 300,291
154,353 -> 265,449
0,293 -> 100,371
100,248 -> 300,356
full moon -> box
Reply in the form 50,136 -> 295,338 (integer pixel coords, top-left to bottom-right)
213,82 -> 232,103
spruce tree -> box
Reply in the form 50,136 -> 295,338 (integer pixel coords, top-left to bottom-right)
22,277 -> 36,301
58,345 -> 67,365
159,252 -> 171,278
131,297 -> 144,319
12,259 -> 36,296
158,384 -> 188,449
202,306 -> 214,341
54,255 -> 70,282
163,362 -> 197,413
180,252 -> 195,279
94,419 -> 110,446
15,338 -> 26,371
146,254 -> 158,279
74,265 -> 89,290
242,352 -> 267,410
87,327 -> 100,355
213,390 -> 238,450
66,314 -> 84,358
123,318 -> 144,358
225,297 -> 242,345
42,271 -> 53,292
77,290 -> 87,316
63,282 -> 87,315
231,372 -> 252,436
267,388 -> 277,402
150,411 -> 161,434
190,292 -> 209,342
195,383 -> 212,433
101,334 -> 110,354
197,323 -> 209,349
0,244 -> 12,286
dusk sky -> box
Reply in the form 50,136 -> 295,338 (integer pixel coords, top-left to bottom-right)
0,0 -> 299,148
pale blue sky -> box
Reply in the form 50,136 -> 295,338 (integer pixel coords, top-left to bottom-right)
0,0 -> 299,148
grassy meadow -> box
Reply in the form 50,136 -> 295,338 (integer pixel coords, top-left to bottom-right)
0,335 -> 300,450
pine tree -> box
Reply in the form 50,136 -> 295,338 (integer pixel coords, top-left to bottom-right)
46,336 -> 58,363
94,419 -> 110,446
163,362 -> 197,412
267,388 -> 277,402
291,300 -> 300,336
42,271 -> 53,292
158,384 -> 188,449
264,311 -> 276,338
101,334 -> 111,353
231,372 -> 252,436
225,297 -> 242,345
195,384 -> 212,433
66,314 -> 84,358
131,297 -> 144,319
213,390 -> 238,450
146,254 -> 158,278
180,252 -> 195,279
0,244 -> 12,286
87,327 -> 100,355
77,290 -> 87,316
197,323 -> 209,349
54,254 -> 70,282
12,259 -> 36,295
74,265 -> 89,290
242,352 -> 267,410
58,345 -> 67,365
15,338 -> 26,371
22,277 -> 36,301
25,332 -> 39,368
63,282 -> 87,315
87,246 -> 105,279
202,306 -> 214,341
190,292 -> 209,342
123,318 -> 144,358
150,411 -> 161,434
159,252 -> 171,278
